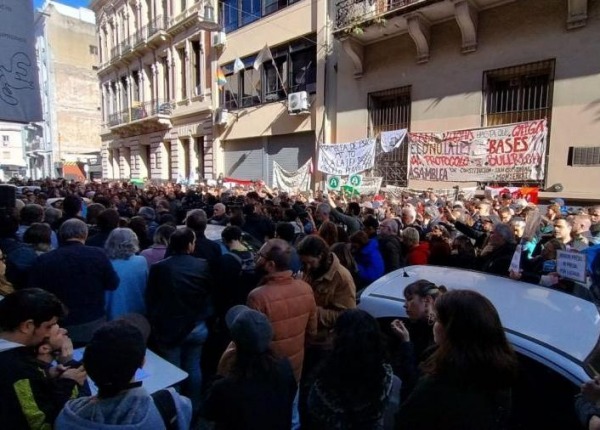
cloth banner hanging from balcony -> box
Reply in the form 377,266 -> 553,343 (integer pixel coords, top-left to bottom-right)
0,1 -> 42,123
408,119 -> 547,182
273,159 -> 312,193
380,129 -> 408,153
318,139 -> 376,176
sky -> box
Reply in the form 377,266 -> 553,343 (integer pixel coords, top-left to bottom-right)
34,0 -> 91,9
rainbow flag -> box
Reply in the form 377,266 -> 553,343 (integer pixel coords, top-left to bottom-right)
216,67 -> 227,87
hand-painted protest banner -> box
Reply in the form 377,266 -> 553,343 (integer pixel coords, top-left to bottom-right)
318,139 -> 376,176
556,250 -> 587,283
0,1 -> 42,123
408,120 -> 547,182
273,159 -> 312,192
380,129 -> 408,153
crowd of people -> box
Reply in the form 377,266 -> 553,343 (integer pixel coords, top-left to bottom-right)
1,177 -> 600,429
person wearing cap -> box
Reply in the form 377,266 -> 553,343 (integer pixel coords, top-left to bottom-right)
0,289 -> 86,429
550,198 -> 569,216
241,239 -> 316,381
55,320 -> 192,430
205,305 -> 297,430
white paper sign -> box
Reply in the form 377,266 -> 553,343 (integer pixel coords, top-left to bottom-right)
0,1 -> 42,123
509,245 -> 522,274
272,159 -> 311,192
318,139 -> 376,175
357,176 -> 383,195
380,129 -> 408,153
556,250 -> 587,283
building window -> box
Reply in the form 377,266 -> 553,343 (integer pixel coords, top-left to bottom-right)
290,45 -> 316,93
568,147 -> 600,167
483,59 -> 555,127
2,135 -> 9,146
241,67 -> 260,107
89,45 -> 98,55
222,72 -> 239,110
191,40 -> 202,96
368,86 -> 411,187
220,35 -> 316,110
482,59 -> 555,186
241,0 -> 261,26
178,48 -> 187,100
223,0 -> 299,32
264,57 -> 286,102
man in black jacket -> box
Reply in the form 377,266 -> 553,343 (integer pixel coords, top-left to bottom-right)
27,219 -> 119,345
146,227 -> 212,417
0,289 -> 87,429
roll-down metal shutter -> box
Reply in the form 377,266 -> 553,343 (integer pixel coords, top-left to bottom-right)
267,132 -> 314,186
223,138 -> 264,181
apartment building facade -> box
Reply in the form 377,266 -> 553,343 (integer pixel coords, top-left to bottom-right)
332,0 -> 600,201
0,123 -> 27,182
91,0 -> 219,182
32,1 -> 102,180
214,0 -> 330,185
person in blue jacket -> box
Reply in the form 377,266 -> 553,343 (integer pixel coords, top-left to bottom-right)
350,230 -> 385,288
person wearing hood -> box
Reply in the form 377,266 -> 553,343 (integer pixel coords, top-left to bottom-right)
350,230 -> 385,287
55,319 -> 192,430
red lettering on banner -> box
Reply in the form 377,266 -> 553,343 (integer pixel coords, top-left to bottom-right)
488,137 -> 529,154
410,155 -> 423,166
511,120 -> 546,137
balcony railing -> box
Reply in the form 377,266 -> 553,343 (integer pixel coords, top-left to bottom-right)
147,15 -> 166,38
120,37 -> 132,55
132,28 -> 144,47
335,0 -> 422,29
169,2 -> 203,28
108,99 -> 174,127
110,45 -> 119,60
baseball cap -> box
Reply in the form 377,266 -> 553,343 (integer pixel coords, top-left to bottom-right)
226,305 -> 273,354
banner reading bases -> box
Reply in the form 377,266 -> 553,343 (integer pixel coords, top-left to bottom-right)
408,119 -> 547,182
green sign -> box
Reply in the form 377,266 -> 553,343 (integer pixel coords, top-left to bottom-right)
349,174 -> 362,187
328,176 -> 341,190
341,185 -> 360,197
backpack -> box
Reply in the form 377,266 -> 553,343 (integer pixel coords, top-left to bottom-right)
151,389 -> 178,430
227,250 -> 256,277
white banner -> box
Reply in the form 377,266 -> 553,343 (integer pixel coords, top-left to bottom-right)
380,129 -> 408,153
0,1 -> 42,123
408,120 -> 547,182
358,177 -> 383,195
273,159 -> 312,193
318,139 -> 376,175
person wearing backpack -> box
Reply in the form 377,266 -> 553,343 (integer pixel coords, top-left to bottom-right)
216,226 -> 261,318
55,319 -> 192,430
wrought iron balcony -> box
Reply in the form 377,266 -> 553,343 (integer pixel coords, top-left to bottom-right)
108,99 -> 174,129
147,15 -> 166,39
167,1 -> 220,34
335,0 -> 422,30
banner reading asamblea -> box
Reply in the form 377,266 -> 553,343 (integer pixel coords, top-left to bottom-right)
408,119 -> 547,182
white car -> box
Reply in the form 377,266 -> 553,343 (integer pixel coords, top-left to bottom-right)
359,265 -> 600,428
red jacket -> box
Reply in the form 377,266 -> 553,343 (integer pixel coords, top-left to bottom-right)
407,242 -> 430,265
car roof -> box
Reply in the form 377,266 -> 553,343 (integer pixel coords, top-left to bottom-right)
359,265 -> 600,366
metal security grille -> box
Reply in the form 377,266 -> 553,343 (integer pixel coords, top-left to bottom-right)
368,86 -> 411,187
482,59 -> 555,187
568,147 -> 600,166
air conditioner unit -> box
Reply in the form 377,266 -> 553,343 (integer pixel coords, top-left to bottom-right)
212,31 -> 226,48
214,108 -> 229,125
287,91 -> 309,115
